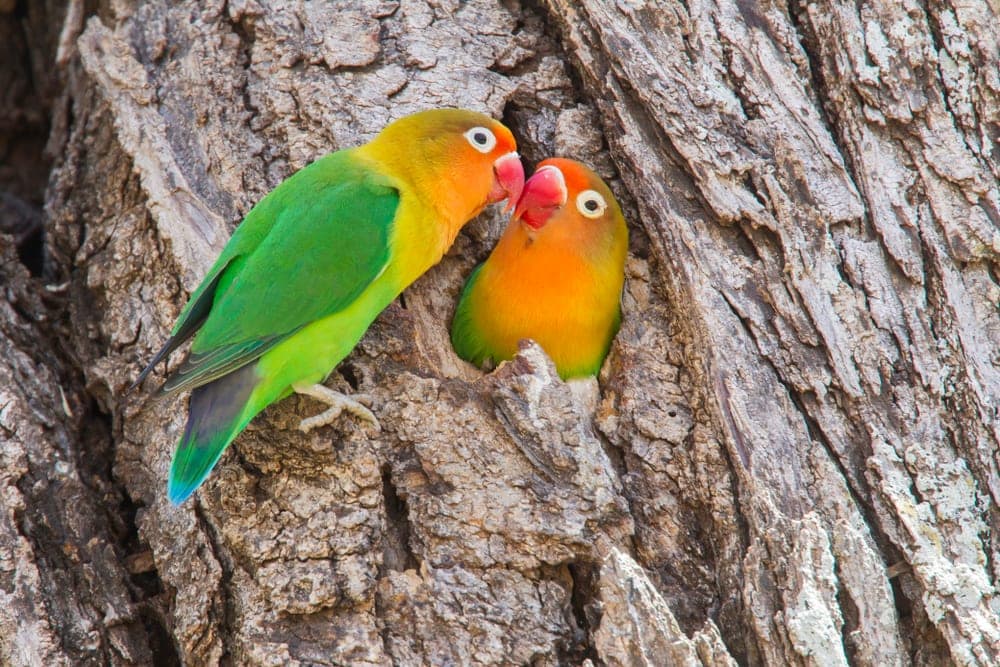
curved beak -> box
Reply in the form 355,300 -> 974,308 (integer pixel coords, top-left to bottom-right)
487,152 -> 525,212
513,165 -> 567,230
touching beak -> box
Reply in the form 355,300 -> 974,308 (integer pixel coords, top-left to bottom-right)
513,165 -> 567,230
488,152 -> 525,212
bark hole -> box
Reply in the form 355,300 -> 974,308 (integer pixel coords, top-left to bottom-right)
138,606 -> 181,667
835,575 -> 861,665
889,572 -> 953,663
0,192 -> 45,275
381,466 -> 418,572
563,561 -> 600,664
339,362 -> 361,391
0,1 -> 52,278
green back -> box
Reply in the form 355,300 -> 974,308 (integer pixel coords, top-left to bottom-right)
163,150 -> 398,394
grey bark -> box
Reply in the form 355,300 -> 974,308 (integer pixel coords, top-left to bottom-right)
2,0 -> 998,665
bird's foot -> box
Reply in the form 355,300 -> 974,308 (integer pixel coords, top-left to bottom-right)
292,382 -> 380,433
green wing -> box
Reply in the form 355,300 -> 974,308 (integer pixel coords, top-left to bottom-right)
151,151 -> 398,395
450,263 -> 492,367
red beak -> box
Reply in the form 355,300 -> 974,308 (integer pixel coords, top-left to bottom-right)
487,152 -> 525,212
513,165 -> 567,230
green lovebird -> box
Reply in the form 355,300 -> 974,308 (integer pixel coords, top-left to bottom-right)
451,158 -> 627,380
136,109 -> 524,504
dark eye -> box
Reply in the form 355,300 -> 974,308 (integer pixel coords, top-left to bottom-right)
464,126 -> 497,153
576,189 -> 607,218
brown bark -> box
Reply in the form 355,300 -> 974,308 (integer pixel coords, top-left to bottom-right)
2,0 -> 998,665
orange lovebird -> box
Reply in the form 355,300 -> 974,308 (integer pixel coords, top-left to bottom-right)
450,158 -> 628,379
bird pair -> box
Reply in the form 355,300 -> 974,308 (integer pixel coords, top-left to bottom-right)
135,108 -> 627,504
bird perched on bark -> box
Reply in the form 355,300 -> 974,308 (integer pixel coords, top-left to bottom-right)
451,158 -> 628,380
135,108 -> 524,504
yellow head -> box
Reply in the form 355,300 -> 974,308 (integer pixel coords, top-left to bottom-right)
365,108 -> 524,223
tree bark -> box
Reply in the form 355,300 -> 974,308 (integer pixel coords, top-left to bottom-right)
2,0 -> 998,665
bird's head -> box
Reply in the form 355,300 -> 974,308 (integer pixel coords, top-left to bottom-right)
371,109 -> 524,222
512,158 -> 627,260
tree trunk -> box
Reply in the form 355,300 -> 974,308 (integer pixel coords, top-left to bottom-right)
2,0 -> 998,664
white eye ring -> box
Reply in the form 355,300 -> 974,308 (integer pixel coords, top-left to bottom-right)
576,190 -> 607,218
464,126 -> 497,153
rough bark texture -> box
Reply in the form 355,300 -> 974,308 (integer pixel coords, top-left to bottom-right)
2,0 -> 998,665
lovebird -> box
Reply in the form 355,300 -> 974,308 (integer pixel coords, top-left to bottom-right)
136,108 -> 524,504
451,158 -> 628,380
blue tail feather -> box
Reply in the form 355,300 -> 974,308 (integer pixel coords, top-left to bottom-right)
168,363 -> 258,504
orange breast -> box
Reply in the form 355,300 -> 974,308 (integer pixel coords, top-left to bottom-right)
467,224 -> 622,377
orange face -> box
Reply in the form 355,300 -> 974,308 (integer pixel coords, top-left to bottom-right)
432,112 -> 523,219
454,120 -> 523,209
369,109 -> 524,222
512,158 -> 626,262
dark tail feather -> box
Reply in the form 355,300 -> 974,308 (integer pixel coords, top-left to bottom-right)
167,363 -> 259,504
129,333 -> 185,393
129,269 -> 228,392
